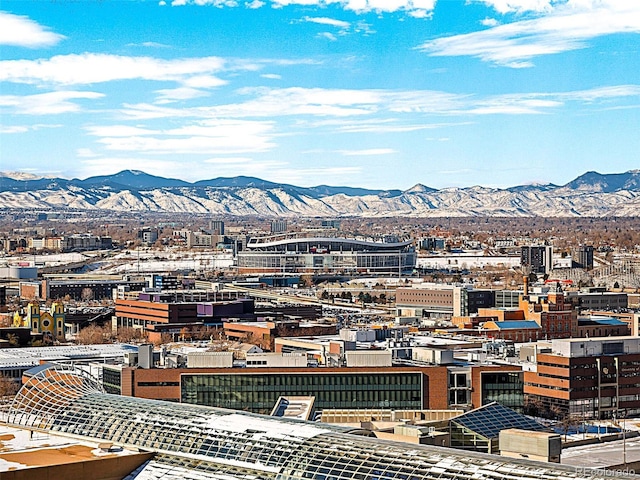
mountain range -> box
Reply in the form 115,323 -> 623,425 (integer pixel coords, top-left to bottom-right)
1,169 -> 639,217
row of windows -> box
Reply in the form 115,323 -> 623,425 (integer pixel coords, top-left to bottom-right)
525,382 -> 569,392
182,373 -> 423,413
184,374 -> 421,387
238,252 -> 416,271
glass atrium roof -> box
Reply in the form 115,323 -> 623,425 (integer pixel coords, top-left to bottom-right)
6,365 -> 626,480
451,402 -> 546,440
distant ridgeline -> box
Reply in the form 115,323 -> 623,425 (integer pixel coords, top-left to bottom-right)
0,169 -> 639,217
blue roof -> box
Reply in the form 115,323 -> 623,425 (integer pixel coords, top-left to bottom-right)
588,317 -> 627,326
491,321 -> 541,330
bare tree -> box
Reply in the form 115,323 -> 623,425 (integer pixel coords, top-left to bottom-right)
76,324 -> 113,345
81,287 -> 95,302
116,327 -> 145,343
0,374 -> 19,398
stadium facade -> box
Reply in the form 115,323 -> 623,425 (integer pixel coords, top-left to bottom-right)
237,233 -> 416,275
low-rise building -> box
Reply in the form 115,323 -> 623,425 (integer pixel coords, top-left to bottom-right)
396,284 -> 494,319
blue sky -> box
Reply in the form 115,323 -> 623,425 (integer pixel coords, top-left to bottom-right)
1,0 -> 639,190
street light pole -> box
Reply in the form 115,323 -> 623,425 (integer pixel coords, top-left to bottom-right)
623,410 -> 627,467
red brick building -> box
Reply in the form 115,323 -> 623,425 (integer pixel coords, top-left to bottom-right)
524,337 -> 640,419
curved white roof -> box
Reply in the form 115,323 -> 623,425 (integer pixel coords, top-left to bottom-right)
247,236 -> 413,249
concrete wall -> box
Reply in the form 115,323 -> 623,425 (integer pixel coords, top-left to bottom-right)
499,429 -> 561,463
345,351 -> 392,367
187,351 -> 234,368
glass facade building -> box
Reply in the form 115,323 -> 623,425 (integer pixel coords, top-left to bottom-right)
181,372 -> 424,413
481,372 -> 524,412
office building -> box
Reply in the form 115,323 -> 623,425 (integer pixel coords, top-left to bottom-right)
524,337 -> 640,419
103,365 -> 449,412
396,285 -> 494,319
565,291 -> 628,312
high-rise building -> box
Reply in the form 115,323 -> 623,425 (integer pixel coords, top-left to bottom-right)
520,245 -> 553,275
209,220 -> 225,235
575,245 -> 594,270
270,219 -> 288,233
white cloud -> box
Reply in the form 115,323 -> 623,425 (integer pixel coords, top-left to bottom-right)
155,87 -> 210,104
204,156 -> 257,164
339,148 -> 396,155
0,91 -> 104,115
76,148 -> 100,158
477,0 -> 554,14
481,17 -> 500,26
175,0 -> 239,5
468,96 -> 563,114
0,123 -> 62,134
354,20 -> 375,34
85,125 -> 157,137
418,2 -> 640,67
0,53 -> 226,86
342,0 -> 436,16
261,73 -> 282,79
332,120 -> 474,133
318,32 -> 338,41
126,41 -> 172,48
113,84 -> 640,129
0,126 -> 29,134
558,84 -> 640,102
302,16 -> 351,29
97,135 -> 275,154
183,75 -> 228,88
174,0 -> 435,16
0,12 -> 65,48
120,87 -> 382,119
86,119 -> 277,155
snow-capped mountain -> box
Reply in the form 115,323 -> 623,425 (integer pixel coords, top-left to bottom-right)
0,170 -> 639,217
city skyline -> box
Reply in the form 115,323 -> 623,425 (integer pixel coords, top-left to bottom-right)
1,0 -> 639,190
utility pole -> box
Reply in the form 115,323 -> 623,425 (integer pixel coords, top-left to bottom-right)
623,409 -> 627,467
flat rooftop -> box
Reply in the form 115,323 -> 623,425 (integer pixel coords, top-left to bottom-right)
0,424 -> 147,474
561,435 -> 640,469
